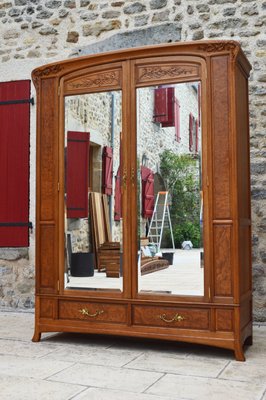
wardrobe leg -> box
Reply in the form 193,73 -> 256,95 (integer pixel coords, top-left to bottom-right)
32,328 -> 41,342
234,342 -> 245,361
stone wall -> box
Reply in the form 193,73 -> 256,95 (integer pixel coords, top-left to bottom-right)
0,0 -> 265,321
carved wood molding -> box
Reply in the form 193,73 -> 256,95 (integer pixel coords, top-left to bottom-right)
197,41 -> 238,60
65,70 -> 121,92
32,65 -> 63,89
136,64 -> 199,84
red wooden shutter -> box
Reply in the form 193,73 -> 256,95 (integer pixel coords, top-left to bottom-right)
114,166 -> 121,221
66,131 -> 90,218
175,98 -> 181,142
141,166 -> 154,218
102,146 -> 113,195
0,80 -> 30,247
161,87 -> 175,127
153,88 -> 168,123
189,113 -> 194,152
195,119 -> 199,153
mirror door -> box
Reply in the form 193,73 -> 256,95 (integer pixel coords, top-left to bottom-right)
135,80 -> 205,297
64,90 -> 123,292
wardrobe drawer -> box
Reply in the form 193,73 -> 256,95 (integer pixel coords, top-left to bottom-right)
58,300 -> 127,324
132,305 -> 210,330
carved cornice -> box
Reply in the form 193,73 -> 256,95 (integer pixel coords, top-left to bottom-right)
137,64 -> 199,84
197,42 -> 238,59
66,70 -> 121,91
32,64 -> 63,89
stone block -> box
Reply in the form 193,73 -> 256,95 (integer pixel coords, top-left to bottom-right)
124,2 -> 146,14
134,15 -> 149,27
152,10 -> 170,22
67,31 -> 79,43
150,0 -> 167,10
102,11 -> 121,19
82,20 -> 121,37
8,8 -> 21,17
36,10 -> 53,19
80,23 -> 181,56
45,1 -> 62,8
39,26 -> 58,35
15,0 -> 27,4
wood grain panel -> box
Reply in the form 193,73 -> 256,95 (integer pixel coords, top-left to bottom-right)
240,298 -> 252,329
211,56 -> 231,219
133,305 -> 210,330
236,65 -> 250,221
214,225 -> 232,297
39,224 -> 57,292
59,300 -> 127,324
216,309 -> 234,331
40,298 -> 54,318
40,78 -> 58,221
239,226 -> 251,295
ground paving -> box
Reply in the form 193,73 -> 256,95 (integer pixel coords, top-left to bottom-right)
0,311 -> 265,400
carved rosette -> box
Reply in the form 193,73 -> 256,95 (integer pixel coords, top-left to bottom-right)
32,64 -> 63,89
136,64 -> 199,84
65,70 -> 121,92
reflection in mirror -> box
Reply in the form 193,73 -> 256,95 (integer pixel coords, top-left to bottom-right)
137,82 -> 204,296
64,90 -> 123,291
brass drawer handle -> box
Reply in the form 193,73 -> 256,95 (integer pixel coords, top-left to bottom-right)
159,313 -> 185,323
79,308 -> 104,318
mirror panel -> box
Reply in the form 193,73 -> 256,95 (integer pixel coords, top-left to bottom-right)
137,82 -> 204,296
64,90 -> 123,291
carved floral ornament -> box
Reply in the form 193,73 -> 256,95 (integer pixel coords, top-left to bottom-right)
137,65 -> 199,83
32,65 -> 63,88
66,70 -> 121,91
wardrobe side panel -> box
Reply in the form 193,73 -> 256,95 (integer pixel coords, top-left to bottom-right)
37,78 -> 59,294
235,65 -> 252,297
211,56 -> 233,298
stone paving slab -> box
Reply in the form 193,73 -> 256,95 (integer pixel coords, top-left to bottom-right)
0,311 -> 266,400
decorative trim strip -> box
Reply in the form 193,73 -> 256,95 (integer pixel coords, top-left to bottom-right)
66,70 -> 121,91
137,64 -> 199,84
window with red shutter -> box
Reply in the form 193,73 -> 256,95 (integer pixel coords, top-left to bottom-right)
0,80 -> 31,247
141,166 -> 154,218
102,146 -> 113,195
66,131 -> 90,218
153,87 -> 168,123
161,87 -> 175,127
114,166 -> 121,221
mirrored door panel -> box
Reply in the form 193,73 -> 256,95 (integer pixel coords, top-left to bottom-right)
64,90 -> 123,291
136,82 -> 204,296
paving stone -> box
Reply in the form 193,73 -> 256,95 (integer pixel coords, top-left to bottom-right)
0,375 -> 83,400
124,352 -> 228,377
73,387 -> 178,400
48,363 -> 163,392
146,373 -> 266,400
219,358 -> 266,383
0,355 -> 74,379
42,345 -> 144,367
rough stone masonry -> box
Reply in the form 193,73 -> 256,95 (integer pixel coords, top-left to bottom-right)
0,0 -> 265,321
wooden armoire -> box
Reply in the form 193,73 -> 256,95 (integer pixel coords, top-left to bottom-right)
32,40 -> 252,361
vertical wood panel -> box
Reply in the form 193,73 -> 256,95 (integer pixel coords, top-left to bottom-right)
214,225 -> 232,297
211,56 -> 231,219
39,224 -> 57,292
40,78 -> 58,221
